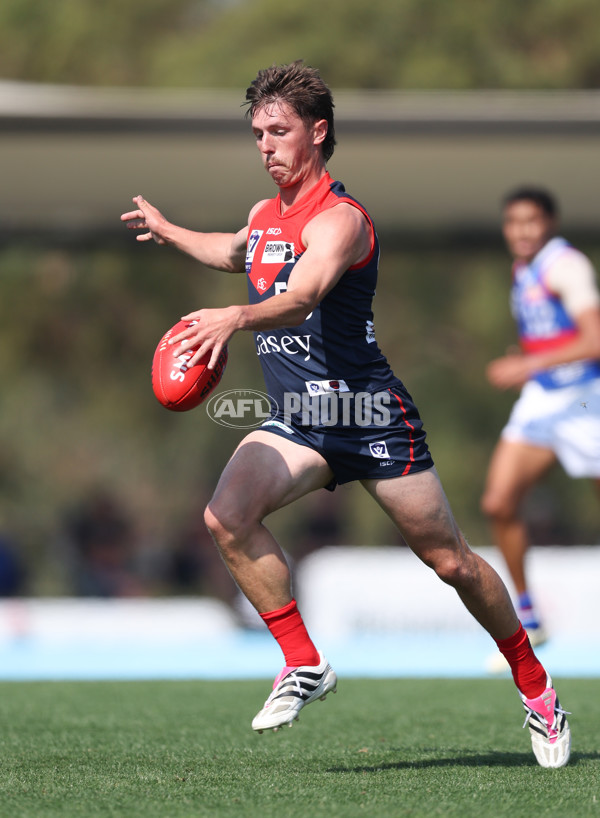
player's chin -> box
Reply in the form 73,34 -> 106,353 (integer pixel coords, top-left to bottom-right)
266,165 -> 287,183
513,242 -> 539,260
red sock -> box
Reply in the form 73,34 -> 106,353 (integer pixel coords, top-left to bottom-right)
260,599 -> 320,668
496,623 -> 547,699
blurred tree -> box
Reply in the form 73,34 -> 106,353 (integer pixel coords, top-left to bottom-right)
0,0 -> 218,85
1,0 -> 600,89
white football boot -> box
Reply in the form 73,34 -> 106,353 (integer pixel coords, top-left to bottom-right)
521,675 -> 571,768
252,652 -> 337,733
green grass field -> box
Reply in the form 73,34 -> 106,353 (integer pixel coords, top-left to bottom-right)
0,678 -> 597,818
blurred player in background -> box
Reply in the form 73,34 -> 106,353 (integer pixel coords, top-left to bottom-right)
482,187 -> 600,655
122,65 -> 570,767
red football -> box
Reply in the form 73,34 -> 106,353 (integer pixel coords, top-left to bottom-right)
151,320 -> 228,411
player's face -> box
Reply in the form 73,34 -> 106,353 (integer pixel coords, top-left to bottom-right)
502,200 -> 556,263
251,101 -> 326,189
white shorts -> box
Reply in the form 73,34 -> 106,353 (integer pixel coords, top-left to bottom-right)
501,379 -> 600,477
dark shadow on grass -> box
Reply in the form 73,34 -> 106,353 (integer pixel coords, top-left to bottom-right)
326,749 -> 599,772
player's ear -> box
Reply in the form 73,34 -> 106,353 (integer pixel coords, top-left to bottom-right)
312,119 -> 328,147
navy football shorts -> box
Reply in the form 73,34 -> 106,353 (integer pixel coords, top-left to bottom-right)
258,380 -> 434,490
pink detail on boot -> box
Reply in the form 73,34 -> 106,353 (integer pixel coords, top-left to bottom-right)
523,687 -> 558,741
273,666 -> 297,689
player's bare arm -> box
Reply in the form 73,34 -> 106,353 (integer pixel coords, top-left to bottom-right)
487,305 -> 600,390
120,195 -> 249,273
170,203 -> 371,369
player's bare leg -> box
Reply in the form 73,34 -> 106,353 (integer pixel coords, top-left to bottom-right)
362,467 -> 519,639
204,430 -> 338,732
362,466 -> 570,767
204,430 -> 333,612
481,438 -> 556,643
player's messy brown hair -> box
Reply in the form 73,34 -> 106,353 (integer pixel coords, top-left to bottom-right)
245,60 -> 336,162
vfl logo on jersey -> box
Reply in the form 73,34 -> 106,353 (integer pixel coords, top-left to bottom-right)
369,440 -> 390,459
245,229 -> 263,274
262,241 -> 295,264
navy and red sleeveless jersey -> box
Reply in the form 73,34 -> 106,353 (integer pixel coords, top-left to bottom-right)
245,173 -> 397,412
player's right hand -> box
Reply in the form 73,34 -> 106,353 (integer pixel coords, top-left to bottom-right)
120,195 -> 169,244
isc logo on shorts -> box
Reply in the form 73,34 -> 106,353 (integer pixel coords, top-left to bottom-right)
369,441 -> 390,459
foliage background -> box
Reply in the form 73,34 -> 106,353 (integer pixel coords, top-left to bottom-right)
0,0 -> 598,595
3,0 -> 600,89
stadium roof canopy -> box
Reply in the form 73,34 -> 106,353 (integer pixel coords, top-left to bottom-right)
2,81 -> 600,241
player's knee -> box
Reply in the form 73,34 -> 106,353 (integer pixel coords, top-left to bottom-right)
431,552 -> 470,587
419,540 -> 477,589
203,500 -> 247,548
481,489 -> 514,523
203,502 -> 223,543
480,490 -> 497,519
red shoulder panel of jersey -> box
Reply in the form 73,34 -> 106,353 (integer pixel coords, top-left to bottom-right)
246,173 -> 375,294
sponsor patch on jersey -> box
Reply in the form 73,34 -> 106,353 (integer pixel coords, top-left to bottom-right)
305,379 -> 350,395
261,241 -> 295,264
365,320 -> 376,344
369,440 -> 390,459
255,333 -> 311,361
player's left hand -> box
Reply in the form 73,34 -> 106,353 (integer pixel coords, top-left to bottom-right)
169,306 -> 242,369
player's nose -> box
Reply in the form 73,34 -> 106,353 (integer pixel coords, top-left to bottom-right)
260,133 -> 275,153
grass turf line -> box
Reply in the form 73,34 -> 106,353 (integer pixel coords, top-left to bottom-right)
0,678 -> 597,818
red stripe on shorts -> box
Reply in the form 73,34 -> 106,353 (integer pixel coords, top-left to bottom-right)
388,388 -> 416,476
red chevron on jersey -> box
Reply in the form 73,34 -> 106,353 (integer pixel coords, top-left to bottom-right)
247,230 -> 296,293
245,172 -> 394,410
